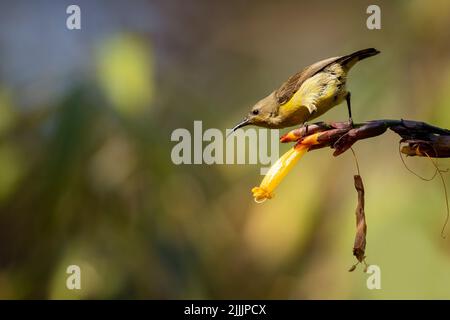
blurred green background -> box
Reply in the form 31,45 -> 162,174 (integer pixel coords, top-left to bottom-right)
0,0 -> 450,299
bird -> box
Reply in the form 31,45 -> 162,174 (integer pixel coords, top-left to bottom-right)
229,48 -> 380,134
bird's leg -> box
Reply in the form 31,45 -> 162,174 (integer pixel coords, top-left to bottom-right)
303,121 -> 309,135
303,106 -> 317,135
346,92 -> 354,128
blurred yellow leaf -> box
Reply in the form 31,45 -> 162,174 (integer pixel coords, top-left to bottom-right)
96,34 -> 154,116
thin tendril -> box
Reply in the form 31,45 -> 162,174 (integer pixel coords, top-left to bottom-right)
350,147 -> 361,176
398,142 -> 449,238
423,151 -> 449,239
398,142 -> 438,181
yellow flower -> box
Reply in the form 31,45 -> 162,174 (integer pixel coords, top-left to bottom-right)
252,133 -> 321,203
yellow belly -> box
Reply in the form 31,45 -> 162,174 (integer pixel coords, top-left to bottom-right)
279,66 -> 348,125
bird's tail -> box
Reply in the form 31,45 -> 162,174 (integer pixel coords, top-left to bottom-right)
338,48 -> 380,68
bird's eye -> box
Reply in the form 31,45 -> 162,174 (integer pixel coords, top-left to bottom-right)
252,109 -> 259,115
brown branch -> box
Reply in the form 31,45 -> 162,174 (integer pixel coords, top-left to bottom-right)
280,119 -> 449,271
280,119 -> 450,158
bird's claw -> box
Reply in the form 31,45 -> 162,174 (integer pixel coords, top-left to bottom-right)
348,118 -> 354,129
303,122 -> 309,135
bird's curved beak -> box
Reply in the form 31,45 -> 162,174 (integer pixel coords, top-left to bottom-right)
227,118 -> 250,137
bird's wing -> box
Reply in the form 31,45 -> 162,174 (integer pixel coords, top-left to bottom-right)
275,56 -> 342,105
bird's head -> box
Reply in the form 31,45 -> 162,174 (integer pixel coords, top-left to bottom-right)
229,91 -> 280,135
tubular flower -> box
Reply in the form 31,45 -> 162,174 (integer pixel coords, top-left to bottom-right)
252,132 -> 320,203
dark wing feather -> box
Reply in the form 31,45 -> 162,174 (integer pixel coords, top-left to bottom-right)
275,56 -> 342,105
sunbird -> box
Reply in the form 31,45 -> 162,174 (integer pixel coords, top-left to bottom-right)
230,48 -> 380,132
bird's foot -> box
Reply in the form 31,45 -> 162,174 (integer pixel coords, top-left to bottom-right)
348,118 -> 354,129
303,122 -> 309,135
